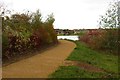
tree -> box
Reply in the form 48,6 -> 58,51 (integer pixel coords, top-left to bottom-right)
31,10 -> 42,29
44,13 -> 58,43
98,1 -> 119,54
45,13 -> 55,24
99,1 -> 119,29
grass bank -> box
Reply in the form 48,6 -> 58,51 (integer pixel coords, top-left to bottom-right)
49,41 -> 119,78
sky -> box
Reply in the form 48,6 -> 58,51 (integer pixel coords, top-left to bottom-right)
0,0 -> 117,29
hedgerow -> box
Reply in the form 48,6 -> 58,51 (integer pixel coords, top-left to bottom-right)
80,29 -> 118,55
2,10 -> 58,60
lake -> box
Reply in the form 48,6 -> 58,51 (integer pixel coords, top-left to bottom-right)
57,35 -> 79,41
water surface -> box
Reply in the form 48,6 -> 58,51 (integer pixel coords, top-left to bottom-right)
57,35 -> 79,41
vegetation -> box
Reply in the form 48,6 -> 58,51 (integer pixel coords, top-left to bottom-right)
2,10 -> 58,61
49,66 -> 106,78
50,1 -> 119,78
80,1 -> 119,55
98,1 -> 119,54
49,41 -> 118,78
67,41 -> 118,73
80,29 -> 118,55
99,1 -> 119,28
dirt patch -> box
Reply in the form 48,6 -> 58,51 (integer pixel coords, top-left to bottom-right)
62,60 -> 104,73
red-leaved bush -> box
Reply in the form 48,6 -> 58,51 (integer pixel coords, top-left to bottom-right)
80,29 -> 118,55
2,10 -> 58,60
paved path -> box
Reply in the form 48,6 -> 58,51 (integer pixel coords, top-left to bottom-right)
2,40 -> 76,78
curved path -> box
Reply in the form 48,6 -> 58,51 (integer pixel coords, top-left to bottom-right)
2,40 -> 76,78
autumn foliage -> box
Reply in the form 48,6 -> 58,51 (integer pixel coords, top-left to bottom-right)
2,10 -> 58,60
80,29 -> 118,55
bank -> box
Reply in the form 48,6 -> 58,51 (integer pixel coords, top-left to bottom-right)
49,41 -> 118,78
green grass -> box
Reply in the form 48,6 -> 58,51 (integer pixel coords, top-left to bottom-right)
49,41 -> 119,78
67,41 -> 118,73
49,66 -> 106,78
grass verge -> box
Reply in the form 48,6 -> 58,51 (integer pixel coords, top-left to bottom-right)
49,66 -> 106,78
49,41 -> 119,78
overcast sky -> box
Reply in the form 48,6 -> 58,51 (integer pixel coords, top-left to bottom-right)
1,0 -> 117,29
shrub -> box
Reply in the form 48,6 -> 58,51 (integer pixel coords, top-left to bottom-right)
80,29 -> 118,55
2,10 -> 58,60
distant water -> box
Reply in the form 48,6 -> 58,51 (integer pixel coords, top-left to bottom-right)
57,35 -> 79,41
